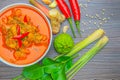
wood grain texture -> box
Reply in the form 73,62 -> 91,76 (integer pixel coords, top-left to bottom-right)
0,0 -> 120,80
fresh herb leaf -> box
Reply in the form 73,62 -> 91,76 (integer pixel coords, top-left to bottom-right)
55,56 -> 73,72
42,58 -> 67,80
51,64 -> 66,80
22,64 -> 44,79
23,63 -> 40,70
38,73 -> 52,80
42,58 -> 56,65
44,63 -> 60,74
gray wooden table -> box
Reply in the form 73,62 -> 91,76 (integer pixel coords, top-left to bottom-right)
0,0 -> 120,80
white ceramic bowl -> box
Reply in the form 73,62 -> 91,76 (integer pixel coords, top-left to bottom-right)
0,3 -> 52,67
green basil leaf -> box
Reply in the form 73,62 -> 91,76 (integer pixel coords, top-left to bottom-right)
38,73 -> 52,80
44,63 -> 61,74
55,56 -> 73,72
42,58 -> 60,74
42,58 -> 56,65
22,64 -> 44,79
23,64 -> 40,71
51,65 -> 66,80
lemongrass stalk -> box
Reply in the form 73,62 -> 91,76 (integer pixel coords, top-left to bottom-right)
66,29 -> 105,56
67,36 -> 109,80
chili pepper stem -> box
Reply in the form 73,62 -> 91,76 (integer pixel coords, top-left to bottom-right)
75,21 -> 81,37
68,18 -> 76,38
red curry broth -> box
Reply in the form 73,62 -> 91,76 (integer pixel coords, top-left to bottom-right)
0,5 -> 50,65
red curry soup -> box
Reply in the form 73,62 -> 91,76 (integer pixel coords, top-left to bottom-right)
0,4 -> 51,66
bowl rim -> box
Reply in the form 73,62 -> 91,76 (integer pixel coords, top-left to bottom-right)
0,3 -> 52,67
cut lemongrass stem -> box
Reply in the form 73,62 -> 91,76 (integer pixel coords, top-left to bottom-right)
67,60 -> 87,80
66,29 -> 105,57
67,36 -> 109,80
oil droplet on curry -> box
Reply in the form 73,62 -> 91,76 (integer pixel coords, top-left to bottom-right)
0,6 -> 50,65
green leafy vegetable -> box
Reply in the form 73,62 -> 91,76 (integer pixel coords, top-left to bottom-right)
44,63 -> 60,74
22,64 -> 44,79
55,56 -> 73,72
51,64 -> 66,80
43,58 -> 67,80
38,73 -> 52,80
23,64 -> 40,71
42,58 -> 56,65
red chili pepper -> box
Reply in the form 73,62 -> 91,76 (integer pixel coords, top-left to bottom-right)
13,32 -> 29,39
69,0 -> 81,36
56,0 -> 71,18
24,15 -> 28,23
18,39 -> 22,47
16,24 -> 20,35
12,38 -> 22,48
56,0 -> 76,38
13,25 -> 29,47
